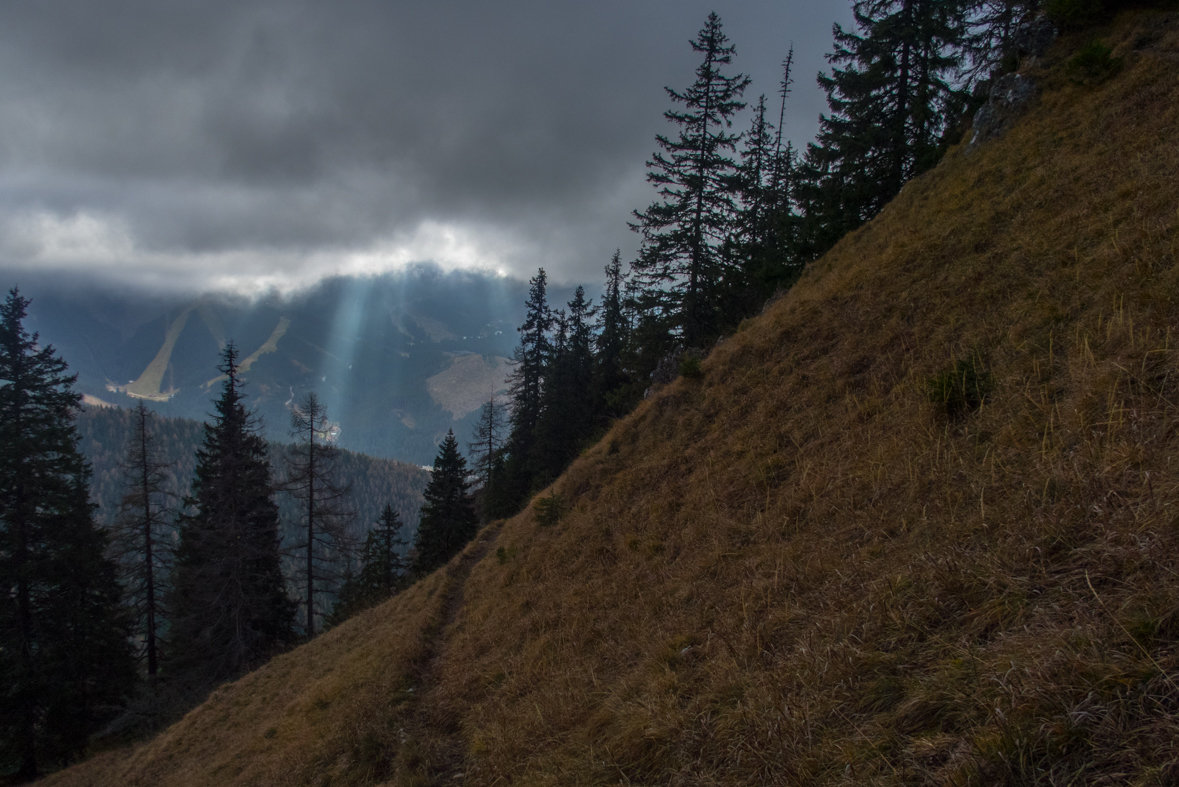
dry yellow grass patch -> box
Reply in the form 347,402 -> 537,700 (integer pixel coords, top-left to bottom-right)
42,569 -> 449,787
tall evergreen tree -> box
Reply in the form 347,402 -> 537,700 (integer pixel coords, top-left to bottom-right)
593,251 -> 633,420
284,392 -> 352,640
534,287 -> 596,483
502,269 -> 553,507
109,402 -> 173,685
630,12 -> 750,349
803,0 -> 967,251
411,430 -> 478,576
0,289 -> 134,780
167,344 -> 294,693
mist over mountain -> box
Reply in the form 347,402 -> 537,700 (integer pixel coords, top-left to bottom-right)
15,265 -> 588,466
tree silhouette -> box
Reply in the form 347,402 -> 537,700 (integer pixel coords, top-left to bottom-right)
630,12 -> 750,349
0,288 -> 134,779
284,392 -> 352,639
167,343 -> 295,693
412,430 -> 478,576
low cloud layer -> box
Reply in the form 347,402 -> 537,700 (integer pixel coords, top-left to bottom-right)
0,0 -> 853,294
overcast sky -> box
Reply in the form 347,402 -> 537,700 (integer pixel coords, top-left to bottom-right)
0,0 -> 855,295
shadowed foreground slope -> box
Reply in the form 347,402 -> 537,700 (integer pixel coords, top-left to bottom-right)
44,10 -> 1179,786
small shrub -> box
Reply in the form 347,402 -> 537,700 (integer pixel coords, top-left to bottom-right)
926,356 -> 995,419
678,355 -> 703,379
533,492 -> 566,527
495,546 -> 517,564
1067,40 -> 1123,84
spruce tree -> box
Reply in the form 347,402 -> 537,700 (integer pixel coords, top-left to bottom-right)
630,12 -> 750,349
502,269 -> 552,507
534,287 -> 596,483
284,392 -> 352,640
963,1 -> 1041,84
0,288 -> 134,780
593,251 -> 632,420
327,505 -> 406,625
804,0 -> 967,248
358,505 -> 407,599
167,344 -> 294,693
411,430 -> 478,576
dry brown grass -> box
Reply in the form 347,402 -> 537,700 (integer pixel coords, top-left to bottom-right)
44,9 -> 1179,786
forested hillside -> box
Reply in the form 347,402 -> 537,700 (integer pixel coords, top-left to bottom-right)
37,6 -> 1179,786
76,405 -> 427,542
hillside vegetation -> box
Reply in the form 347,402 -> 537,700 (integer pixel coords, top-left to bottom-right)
42,10 -> 1179,786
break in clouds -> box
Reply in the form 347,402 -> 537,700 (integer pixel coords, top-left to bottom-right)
0,0 -> 852,295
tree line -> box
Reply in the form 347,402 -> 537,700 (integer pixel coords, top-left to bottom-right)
468,0 -> 1136,515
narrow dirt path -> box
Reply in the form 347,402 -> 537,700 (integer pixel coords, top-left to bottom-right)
399,520 -> 504,785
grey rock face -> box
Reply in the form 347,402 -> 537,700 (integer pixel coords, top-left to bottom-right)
969,73 -> 1037,150
1013,16 -> 1058,58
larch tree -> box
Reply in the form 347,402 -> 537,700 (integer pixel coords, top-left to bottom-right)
166,343 -> 295,693
467,397 -> 506,493
0,288 -> 134,780
109,402 -> 173,685
284,392 -> 352,640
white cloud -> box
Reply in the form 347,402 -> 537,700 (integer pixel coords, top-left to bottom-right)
0,208 -> 520,295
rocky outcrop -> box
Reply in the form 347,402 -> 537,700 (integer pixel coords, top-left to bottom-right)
1014,15 -> 1057,58
969,72 -> 1037,150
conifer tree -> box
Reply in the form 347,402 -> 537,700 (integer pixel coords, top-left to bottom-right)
411,430 -> 478,576
167,344 -> 294,692
109,402 -> 173,684
502,269 -> 552,507
284,392 -> 352,639
534,287 -> 595,483
805,0 -> 967,246
630,12 -> 750,349
593,251 -> 633,419
327,505 -> 406,625
358,505 -> 407,599
963,0 -> 1041,83
468,398 -> 506,493
0,288 -> 134,780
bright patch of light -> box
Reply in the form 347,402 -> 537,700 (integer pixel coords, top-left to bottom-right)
1,209 -> 522,296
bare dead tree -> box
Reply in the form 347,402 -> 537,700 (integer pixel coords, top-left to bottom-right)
284,392 -> 353,639
108,402 -> 174,684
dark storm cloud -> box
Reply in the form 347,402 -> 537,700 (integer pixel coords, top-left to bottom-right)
0,0 -> 853,291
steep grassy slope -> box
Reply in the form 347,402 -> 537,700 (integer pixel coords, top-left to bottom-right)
42,10 -> 1179,786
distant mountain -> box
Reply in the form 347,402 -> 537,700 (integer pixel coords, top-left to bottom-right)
16,266 -> 587,466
